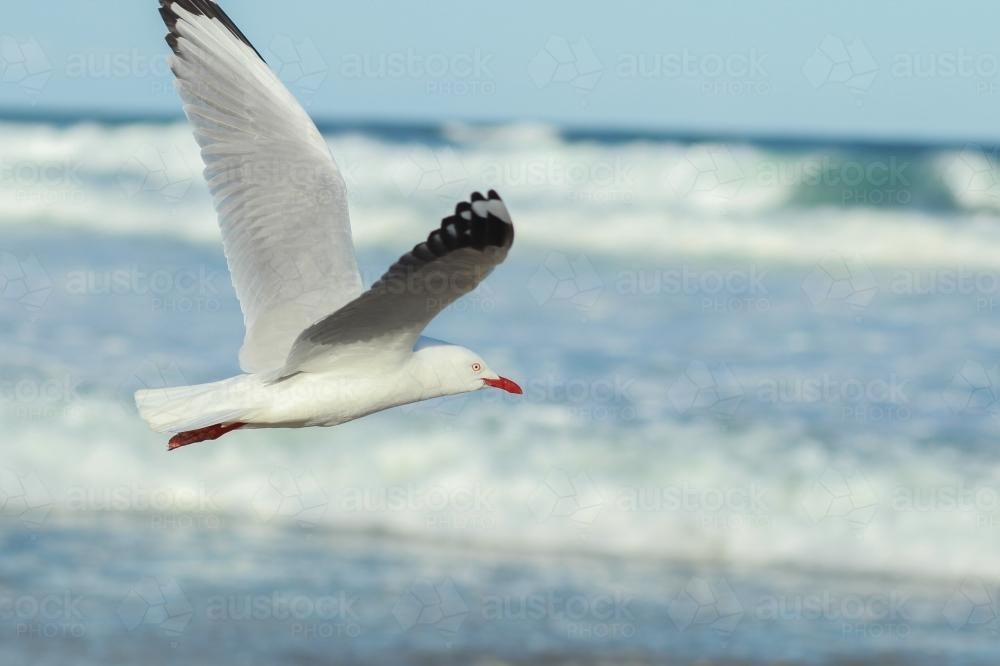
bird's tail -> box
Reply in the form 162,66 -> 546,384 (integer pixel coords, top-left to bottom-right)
135,375 -> 256,436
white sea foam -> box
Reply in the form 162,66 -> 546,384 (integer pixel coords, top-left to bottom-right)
3,391 -> 996,584
2,121 -> 1000,268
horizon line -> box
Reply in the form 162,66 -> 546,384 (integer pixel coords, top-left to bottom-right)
0,105 -> 995,152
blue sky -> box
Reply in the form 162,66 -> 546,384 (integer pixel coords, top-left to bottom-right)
2,0 -> 1000,141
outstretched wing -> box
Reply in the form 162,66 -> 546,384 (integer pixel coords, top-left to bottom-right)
159,0 -> 364,373
284,191 -> 514,372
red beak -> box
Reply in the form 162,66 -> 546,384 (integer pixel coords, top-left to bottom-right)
483,377 -> 523,394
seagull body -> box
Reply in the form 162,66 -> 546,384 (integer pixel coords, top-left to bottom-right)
138,1 -> 522,450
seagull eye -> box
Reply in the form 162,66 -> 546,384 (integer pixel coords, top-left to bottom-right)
471,362 -> 482,373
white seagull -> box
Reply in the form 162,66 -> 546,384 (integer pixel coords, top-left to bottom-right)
138,0 -> 522,451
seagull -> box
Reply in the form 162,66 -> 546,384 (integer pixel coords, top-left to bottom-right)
138,0 -> 522,451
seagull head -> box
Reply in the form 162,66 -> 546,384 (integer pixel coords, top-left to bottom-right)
446,345 -> 523,395
406,342 -> 522,398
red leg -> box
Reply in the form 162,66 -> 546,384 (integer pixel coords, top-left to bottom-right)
168,422 -> 246,451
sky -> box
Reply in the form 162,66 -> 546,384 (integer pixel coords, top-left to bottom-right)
2,0 -> 1000,142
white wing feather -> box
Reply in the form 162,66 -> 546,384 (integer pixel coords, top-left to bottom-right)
285,191 -> 514,373
162,0 -> 363,373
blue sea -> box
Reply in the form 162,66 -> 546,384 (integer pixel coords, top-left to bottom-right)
0,115 -> 998,665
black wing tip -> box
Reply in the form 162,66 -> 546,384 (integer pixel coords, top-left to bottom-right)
388,190 -> 515,278
456,190 -> 509,214
159,0 -> 265,62
368,190 -> 514,295
464,189 -> 512,224
435,190 -> 514,253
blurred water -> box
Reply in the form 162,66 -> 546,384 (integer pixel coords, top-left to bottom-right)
0,118 -> 998,664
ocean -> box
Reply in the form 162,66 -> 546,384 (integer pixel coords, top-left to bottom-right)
0,115 -> 998,665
